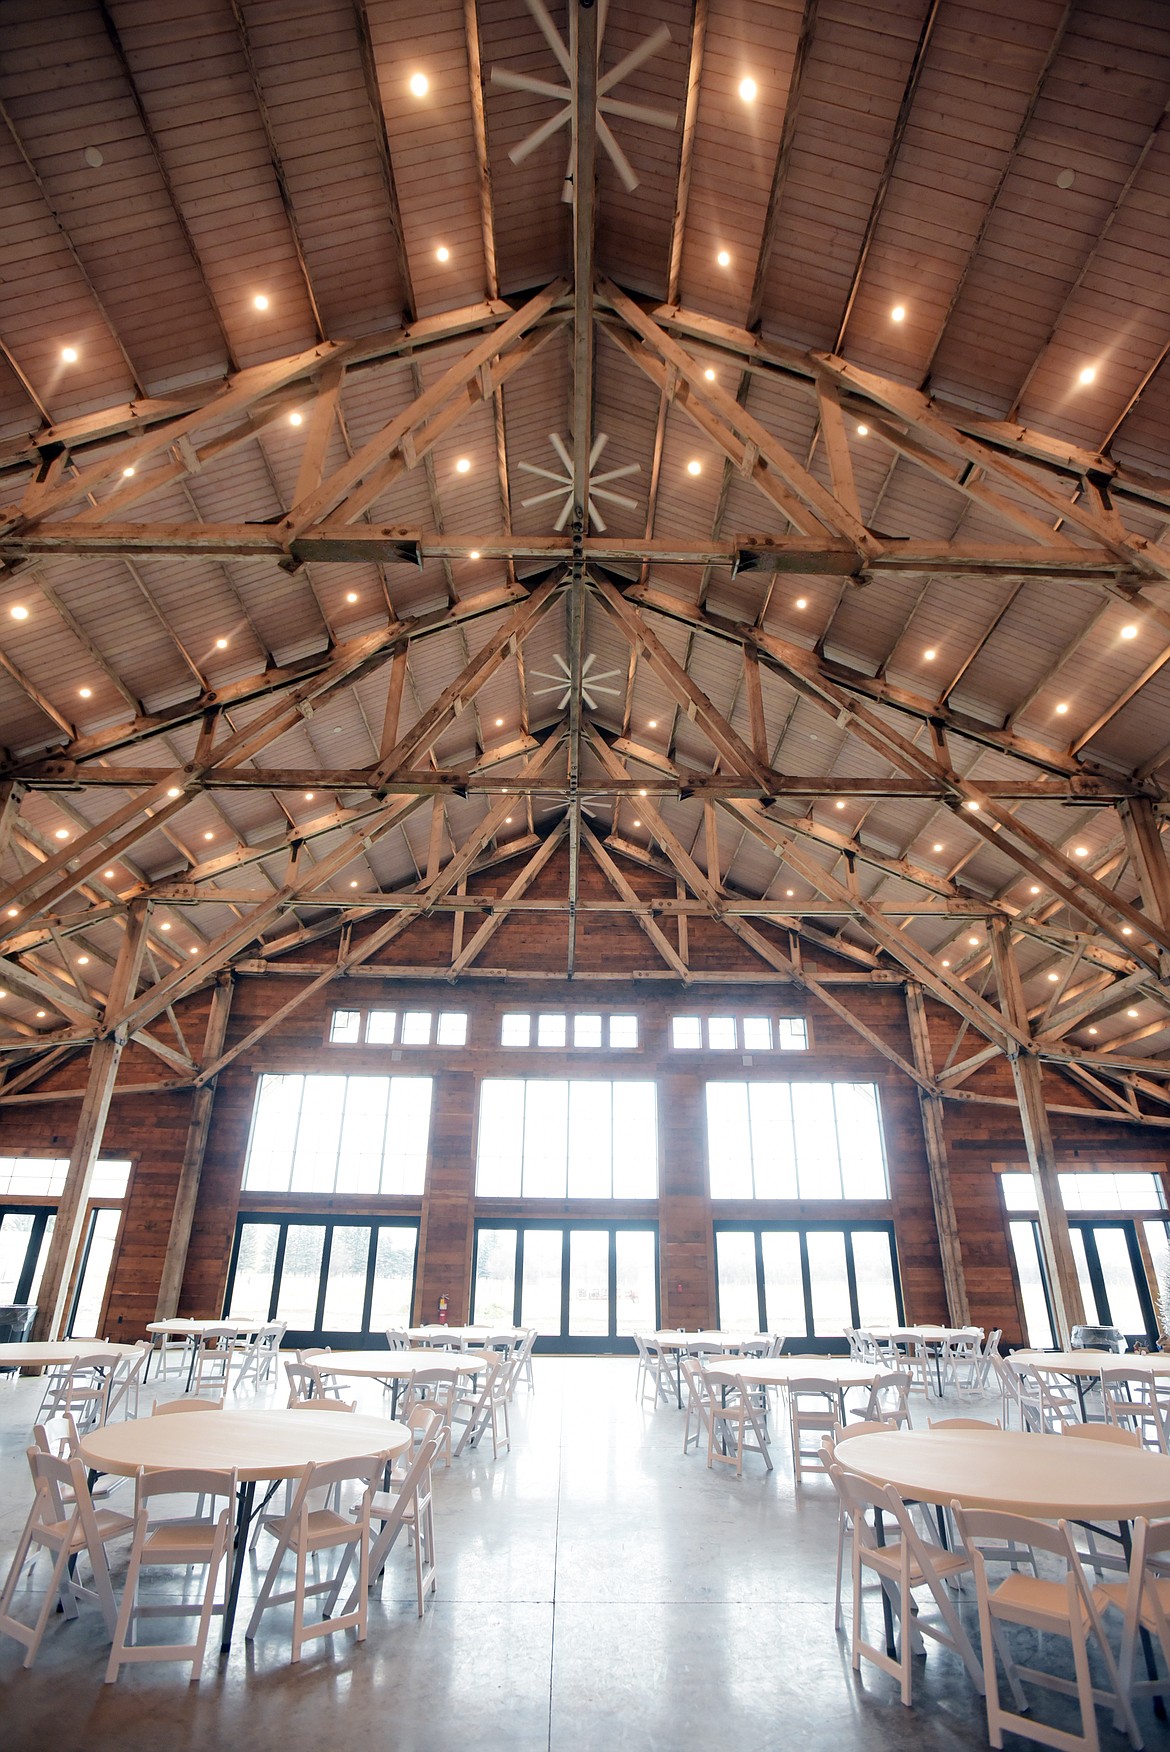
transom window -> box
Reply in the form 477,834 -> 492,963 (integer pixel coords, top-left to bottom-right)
705,1082 -> 888,1199
329,1008 -> 467,1047
244,1073 -> 433,1195
671,1015 -> 808,1052
1001,1170 -> 1166,1212
476,1079 -> 658,1198
500,1012 -> 639,1049
0,1157 -> 131,1198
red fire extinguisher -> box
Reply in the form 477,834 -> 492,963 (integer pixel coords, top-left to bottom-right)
438,1294 -> 448,1325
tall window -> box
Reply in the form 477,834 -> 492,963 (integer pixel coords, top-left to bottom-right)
244,1074 -> 433,1195
225,1215 -> 419,1342
476,1080 -> 658,1198
714,1221 -> 902,1337
705,1082 -> 888,1199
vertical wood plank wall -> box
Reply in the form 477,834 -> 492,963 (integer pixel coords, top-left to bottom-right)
0,898 -> 1167,1345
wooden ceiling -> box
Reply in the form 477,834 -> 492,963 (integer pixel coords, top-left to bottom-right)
3,0 -> 1170,1117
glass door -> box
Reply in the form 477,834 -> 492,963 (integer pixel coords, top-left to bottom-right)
224,1216 -> 420,1346
1008,1216 -> 1161,1345
0,1206 -> 54,1307
714,1222 -> 903,1347
471,1221 -> 659,1353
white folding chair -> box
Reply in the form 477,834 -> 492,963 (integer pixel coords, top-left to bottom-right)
953,1503 -> 1141,1752
787,1377 -> 844,1483
855,1370 -> 911,1429
36,1352 -> 113,1434
634,1334 -> 671,1408
703,1366 -> 772,1477
0,1448 -> 133,1667
824,1420 -> 894,1631
400,1365 -> 458,1467
333,1433 -> 441,1620
1094,1514 -> 1170,1718
1101,1367 -> 1169,1453
106,1342 -> 150,1422
246,1455 -> 380,1661
977,1328 -> 1003,1389
831,1463 -> 982,1707
384,1328 -> 410,1350
151,1395 -> 225,1416
928,1416 -> 1002,1431
190,1323 -> 241,1396
148,1325 -> 189,1382
105,1466 -> 237,1683
680,1355 -> 712,1457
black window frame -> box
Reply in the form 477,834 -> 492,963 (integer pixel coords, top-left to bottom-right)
470,1217 -> 660,1355
1012,1213 -> 1165,1345
712,1219 -> 904,1348
223,1213 -> 420,1349
0,1202 -> 53,1306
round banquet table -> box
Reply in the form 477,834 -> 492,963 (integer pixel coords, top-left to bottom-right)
407,1324 -> 523,1348
321,1348 -> 487,1416
721,1357 -> 880,1392
1010,1349 -> 1170,1377
654,1332 -> 775,1407
837,1426 -> 1170,1519
0,1340 -> 140,1370
80,1408 -> 410,1650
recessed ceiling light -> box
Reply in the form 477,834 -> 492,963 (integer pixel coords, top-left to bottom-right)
345,591 -> 358,603
495,717 -> 504,728
795,597 -> 807,609
968,935 -> 980,946
215,637 -> 228,650
188,945 -> 199,955
0,991 -> 6,1000
122,465 -> 135,478
716,250 -> 730,268
923,648 -> 936,661
203,830 -> 214,841
1056,169 -> 1075,189
964,800 -> 979,812
785,889 -> 794,897
409,72 -> 428,97
1073,845 -> 1088,857
633,819 -> 641,828
648,720 -> 657,729
1029,884 -> 1040,895
932,842 -> 943,853
639,788 -> 648,798
704,367 -> 715,381
1078,365 -> 1096,385
104,869 -> 115,879
1122,925 -> 1133,935
10,605 -> 28,621
941,958 -> 950,967
1087,1026 -> 1098,1035
1127,1008 -> 1139,1018
455,457 -> 471,474
856,423 -> 868,436
304,791 -> 314,801
349,879 -> 359,888
36,1010 -> 46,1019
289,411 -> 303,426
77,955 -> 89,966
436,245 -> 450,263
1055,702 -> 1068,714
160,921 -> 171,931
1047,972 -> 1059,982
167,786 -> 181,798
835,800 -> 845,810
468,551 -> 480,560
79,686 -> 92,698
84,145 -> 103,169
60,346 -> 78,364
253,294 -> 269,311
1121,624 -> 1137,639
6,907 -> 17,918
891,305 -> 906,323
687,459 -> 702,476
54,828 -> 69,840
738,76 -> 757,103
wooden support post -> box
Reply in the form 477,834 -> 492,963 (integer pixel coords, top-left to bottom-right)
154,972 -> 234,1320
989,920 -> 1085,1345
904,983 -> 970,1324
1120,797 -> 1170,976
31,902 -> 150,1340
0,780 -> 24,862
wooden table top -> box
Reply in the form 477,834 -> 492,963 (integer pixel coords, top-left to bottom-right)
320,1348 -> 486,1378
838,1426 -> 1170,1518
1010,1349 -> 1170,1376
0,1340 -> 139,1367
80,1407 -> 410,1482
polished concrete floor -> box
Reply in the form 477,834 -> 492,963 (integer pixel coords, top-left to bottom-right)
0,1356 -> 1160,1752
